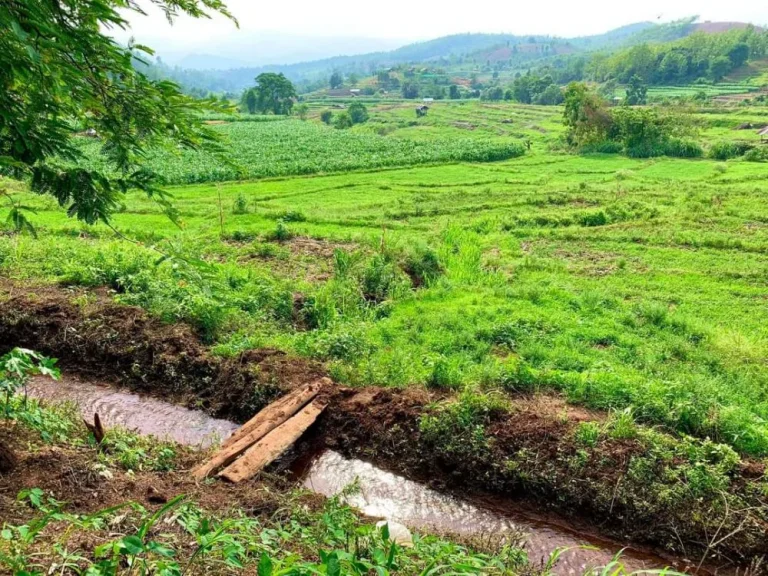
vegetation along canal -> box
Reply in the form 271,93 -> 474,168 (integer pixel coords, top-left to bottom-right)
27,374 -> 705,574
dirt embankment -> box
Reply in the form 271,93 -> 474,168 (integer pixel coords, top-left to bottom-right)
1,282 -> 766,571
0,283 -> 324,423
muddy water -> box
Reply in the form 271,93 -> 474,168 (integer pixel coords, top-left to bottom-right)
27,375 -> 693,574
26,375 -> 239,448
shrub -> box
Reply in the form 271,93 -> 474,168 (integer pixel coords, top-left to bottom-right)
664,138 -> 704,158
267,220 -> 293,242
744,147 -> 768,162
361,254 -> 408,303
320,110 -> 333,125
232,193 -> 249,215
403,246 -> 443,287
334,112 -> 353,130
579,211 -> 608,227
581,140 -> 623,154
347,102 -> 369,125
709,141 -> 753,160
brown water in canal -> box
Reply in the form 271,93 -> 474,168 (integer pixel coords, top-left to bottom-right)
27,375 -> 706,574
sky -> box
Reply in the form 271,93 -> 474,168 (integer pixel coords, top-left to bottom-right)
116,0 -> 767,65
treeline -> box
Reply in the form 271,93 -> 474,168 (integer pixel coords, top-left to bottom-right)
545,26 -> 768,87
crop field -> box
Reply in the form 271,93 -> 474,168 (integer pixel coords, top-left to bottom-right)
73,116 -> 526,184
5,101 -> 768,458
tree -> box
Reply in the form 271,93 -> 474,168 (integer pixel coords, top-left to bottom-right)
625,75 -> 648,106
347,102 -> 369,125
709,56 -> 732,81
330,71 -> 344,89
449,85 -> 461,100
348,73 -> 359,86
243,89 -> 258,114
728,43 -> 750,68
512,76 -> 533,104
320,110 -> 334,125
0,0 -> 234,229
563,82 -> 613,147
402,82 -> 420,99
253,73 -> 296,115
535,84 -> 564,106
481,87 -> 504,101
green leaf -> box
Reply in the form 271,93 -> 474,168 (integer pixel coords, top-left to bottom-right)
258,552 -> 273,576
325,551 -> 340,576
121,535 -> 145,555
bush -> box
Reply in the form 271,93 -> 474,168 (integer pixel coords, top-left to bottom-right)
333,112 -> 353,130
361,254 -> 409,303
267,220 -> 293,242
232,193 -> 249,215
347,102 -> 369,125
709,141 -> 753,161
664,138 -> 704,159
320,110 -> 333,125
744,147 -> 768,162
581,140 -> 623,154
403,246 -> 443,287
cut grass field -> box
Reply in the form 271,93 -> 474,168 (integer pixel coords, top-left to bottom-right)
4,140 -> 768,455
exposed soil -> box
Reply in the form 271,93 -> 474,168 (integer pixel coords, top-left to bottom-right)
0,421 -> 322,536
0,281 -> 324,423
1,281 -> 767,572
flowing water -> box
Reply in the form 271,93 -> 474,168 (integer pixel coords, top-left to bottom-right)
27,374 -> 701,574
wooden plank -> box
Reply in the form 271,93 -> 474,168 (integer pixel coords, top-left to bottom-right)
192,382 -> 323,480
219,400 -> 327,484
221,380 -> 325,450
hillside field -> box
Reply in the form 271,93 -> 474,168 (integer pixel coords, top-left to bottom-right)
4,100 -> 768,457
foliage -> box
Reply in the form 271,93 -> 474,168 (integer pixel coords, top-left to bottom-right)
0,349 -> 59,414
334,112 -> 354,130
624,75 -> 647,105
709,141 -> 754,160
329,71 -> 344,89
587,27 -> 768,86
295,102 -> 309,120
347,102 -> 370,125
563,83 -> 613,147
0,0 -> 232,227
320,110 -> 334,125
249,73 -> 297,115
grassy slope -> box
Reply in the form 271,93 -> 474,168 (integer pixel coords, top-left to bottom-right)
2,100 -> 768,456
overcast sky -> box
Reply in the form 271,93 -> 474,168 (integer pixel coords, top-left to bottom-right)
116,1 -> 767,63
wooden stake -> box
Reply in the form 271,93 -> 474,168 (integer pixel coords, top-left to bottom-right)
84,413 -> 106,447
219,400 -> 326,484
192,381 -> 324,480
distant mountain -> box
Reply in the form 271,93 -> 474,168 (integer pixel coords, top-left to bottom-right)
142,19 -> 762,94
177,54 -> 249,70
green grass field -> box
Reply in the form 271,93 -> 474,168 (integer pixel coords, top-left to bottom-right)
4,97 -> 768,456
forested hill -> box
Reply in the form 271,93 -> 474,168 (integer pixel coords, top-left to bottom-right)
138,22 -> 663,93
137,19 -> 762,95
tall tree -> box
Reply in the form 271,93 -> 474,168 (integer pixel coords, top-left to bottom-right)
625,75 -> 648,106
253,73 -> 297,115
243,89 -> 258,114
329,71 -> 344,89
0,0 -> 234,229
0,0 -> 234,468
